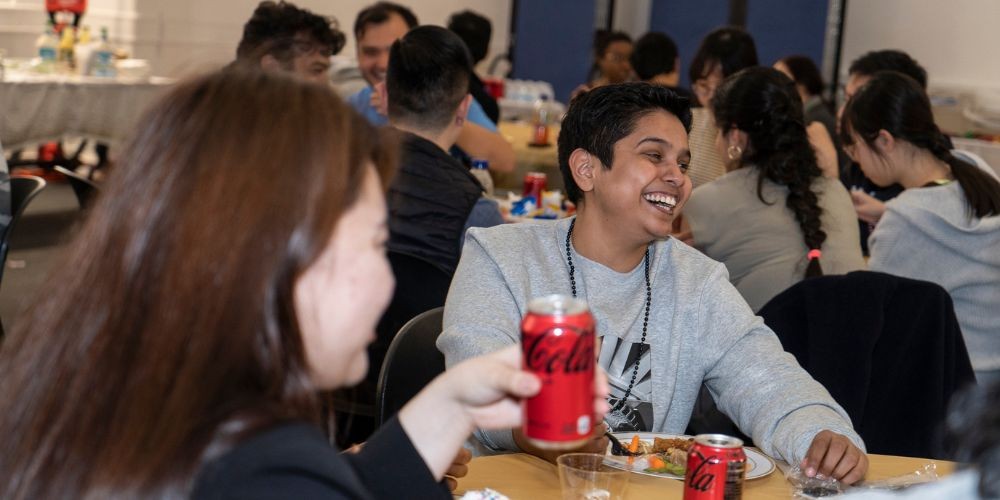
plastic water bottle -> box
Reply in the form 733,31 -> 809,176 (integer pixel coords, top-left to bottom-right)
470,158 -> 494,196
36,22 -> 58,73
91,27 -> 115,77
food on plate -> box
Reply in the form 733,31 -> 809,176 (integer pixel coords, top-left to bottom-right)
623,435 -> 694,475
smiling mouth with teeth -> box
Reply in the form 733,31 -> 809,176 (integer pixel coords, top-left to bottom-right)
643,193 -> 678,210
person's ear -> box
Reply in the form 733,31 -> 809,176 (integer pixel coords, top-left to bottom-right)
260,54 -> 282,72
726,128 -> 748,150
455,94 -> 472,126
570,149 -> 596,194
672,56 -> 680,75
875,129 -> 895,154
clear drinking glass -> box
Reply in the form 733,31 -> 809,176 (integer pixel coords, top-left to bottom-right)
557,453 -> 629,500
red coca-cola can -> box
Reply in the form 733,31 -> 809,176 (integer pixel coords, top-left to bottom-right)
684,434 -> 747,500
522,172 -> 547,204
521,295 -> 595,450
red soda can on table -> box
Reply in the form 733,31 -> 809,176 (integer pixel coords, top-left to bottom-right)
684,434 -> 747,500
522,172 -> 547,205
521,295 -> 595,449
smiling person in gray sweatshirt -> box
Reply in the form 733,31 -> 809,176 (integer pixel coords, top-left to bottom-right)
841,71 -> 1000,385
438,82 -> 869,484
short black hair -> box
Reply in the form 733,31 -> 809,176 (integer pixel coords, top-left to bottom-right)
447,10 -> 491,65
558,83 -> 692,203
848,49 -> 927,89
631,32 -> 679,81
354,1 -> 418,41
778,55 -> 824,96
689,26 -> 758,83
236,1 -> 345,63
387,25 -> 471,132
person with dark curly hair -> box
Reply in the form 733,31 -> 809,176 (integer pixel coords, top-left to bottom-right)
841,71 -> 1000,383
234,1 -> 345,84
682,67 -> 864,311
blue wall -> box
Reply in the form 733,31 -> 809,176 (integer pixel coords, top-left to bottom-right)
510,0 -> 596,103
649,0 -> 828,88
649,0 -> 729,88
747,0 -> 827,69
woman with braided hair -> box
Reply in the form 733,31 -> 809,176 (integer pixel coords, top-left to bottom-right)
841,70 -> 1000,384
682,67 -> 864,311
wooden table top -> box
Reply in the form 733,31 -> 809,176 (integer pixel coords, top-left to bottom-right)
455,452 -> 954,499
495,121 -> 562,191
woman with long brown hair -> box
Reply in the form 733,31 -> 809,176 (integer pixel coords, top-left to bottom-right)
0,68 -> 589,498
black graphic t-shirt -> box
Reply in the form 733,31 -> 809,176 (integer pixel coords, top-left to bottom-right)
600,335 -> 653,432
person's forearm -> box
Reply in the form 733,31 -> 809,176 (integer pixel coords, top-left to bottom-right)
398,377 -> 477,480
456,123 -> 516,173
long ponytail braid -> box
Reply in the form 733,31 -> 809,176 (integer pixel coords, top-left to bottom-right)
712,67 -> 827,278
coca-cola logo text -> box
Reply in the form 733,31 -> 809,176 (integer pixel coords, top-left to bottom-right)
524,329 -> 594,374
687,450 -> 720,492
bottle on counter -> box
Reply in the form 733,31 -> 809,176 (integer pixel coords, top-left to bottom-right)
470,158 -> 494,196
57,26 -> 76,71
78,25 -> 91,44
532,95 -> 550,146
91,27 -> 116,78
36,21 -> 58,73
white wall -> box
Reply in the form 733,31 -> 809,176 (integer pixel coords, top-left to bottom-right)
841,0 -> 1000,92
0,0 -> 511,78
612,0 -> 652,40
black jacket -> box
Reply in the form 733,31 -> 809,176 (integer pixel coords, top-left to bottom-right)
759,271 -> 976,458
193,418 -> 449,500
388,132 -> 483,276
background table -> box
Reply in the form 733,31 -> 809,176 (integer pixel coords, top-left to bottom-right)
0,72 -> 174,150
496,121 -> 562,192
456,452 -> 955,499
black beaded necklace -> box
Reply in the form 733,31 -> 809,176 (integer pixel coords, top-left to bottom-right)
565,218 -> 651,413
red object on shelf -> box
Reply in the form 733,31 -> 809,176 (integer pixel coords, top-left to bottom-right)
46,0 -> 87,14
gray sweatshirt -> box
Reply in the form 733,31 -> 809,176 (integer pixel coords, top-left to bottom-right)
438,217 -> 864,464
869,153 -> 1000,374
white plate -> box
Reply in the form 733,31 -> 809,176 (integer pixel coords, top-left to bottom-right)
603,432 -> 776,480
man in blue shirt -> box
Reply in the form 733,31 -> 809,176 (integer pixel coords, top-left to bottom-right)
349,2 -> 514,172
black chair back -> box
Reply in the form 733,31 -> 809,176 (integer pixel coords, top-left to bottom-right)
759,271 -> 976,458
0,176 -> 47,284
375,306 -> 445,425
53,165 -> 99,208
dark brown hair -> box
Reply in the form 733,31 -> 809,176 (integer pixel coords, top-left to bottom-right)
353,1 -> 418,40
0,68 -> 397,498
236,1 -> 346,63
712,67 -> 826,278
